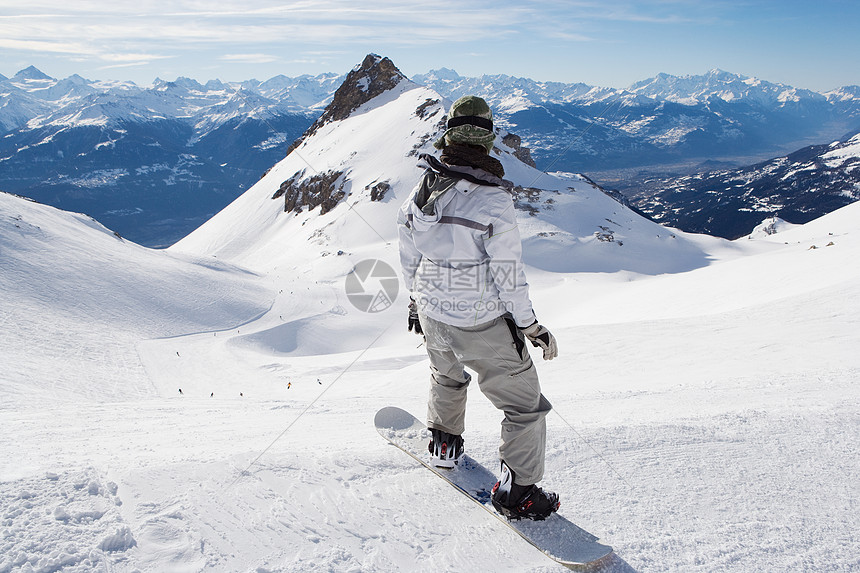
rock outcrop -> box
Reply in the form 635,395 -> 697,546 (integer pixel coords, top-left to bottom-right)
272,169 -> 347,215
501,133 -> 536,168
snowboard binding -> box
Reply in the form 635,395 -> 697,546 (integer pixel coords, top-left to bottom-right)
491,462 -> 560,521
428,428 -> 463,468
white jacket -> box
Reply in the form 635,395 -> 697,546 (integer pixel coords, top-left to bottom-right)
397,155 -> 537,328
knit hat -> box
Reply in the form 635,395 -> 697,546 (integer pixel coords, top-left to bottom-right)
434,95 -> 496,153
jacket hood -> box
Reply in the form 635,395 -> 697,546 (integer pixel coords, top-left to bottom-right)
407,153 -> 513,233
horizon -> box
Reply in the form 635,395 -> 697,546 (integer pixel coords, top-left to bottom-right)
1,1 -> 858,93
4,61 -> 859,94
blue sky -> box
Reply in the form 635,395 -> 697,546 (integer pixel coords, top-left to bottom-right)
1,0 -> 858,91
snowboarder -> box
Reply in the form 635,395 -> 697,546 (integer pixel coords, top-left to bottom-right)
397,95 -> 560,521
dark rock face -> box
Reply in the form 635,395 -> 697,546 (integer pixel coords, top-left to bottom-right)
367,181 -> 391,202
272,170 -> 347,214
415,98 -> 442,120
502,133 -> 536,168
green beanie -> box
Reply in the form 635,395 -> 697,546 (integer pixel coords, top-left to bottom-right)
434,95 -> 496,153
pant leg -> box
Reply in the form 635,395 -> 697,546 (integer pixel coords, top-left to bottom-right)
459,317 -> 552,486
422,314 -> 472,436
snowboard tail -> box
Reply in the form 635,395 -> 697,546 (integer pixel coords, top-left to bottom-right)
374,406 -> 613,570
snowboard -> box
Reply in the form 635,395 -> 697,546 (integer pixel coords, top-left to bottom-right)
374,406 -> 614,570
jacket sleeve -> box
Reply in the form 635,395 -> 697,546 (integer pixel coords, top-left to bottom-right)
397,197 -> 422,293
483,198 -> 537,328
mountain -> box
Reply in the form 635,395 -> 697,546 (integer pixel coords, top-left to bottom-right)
414,68 -> 860,175
618,131 -> 860,239
173,54 -> 721,279
4,64 -> 860,248
3,51 -> 860,569
0,68 -> 343,247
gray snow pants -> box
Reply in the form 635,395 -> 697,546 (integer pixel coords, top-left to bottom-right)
420,313 -> 552,485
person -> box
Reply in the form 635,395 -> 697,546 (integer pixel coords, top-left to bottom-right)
397,95 -> 560,521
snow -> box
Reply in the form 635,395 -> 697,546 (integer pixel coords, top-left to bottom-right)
821,133 -> 860,168
746,216 -> 798,239
2,75 -> 859,573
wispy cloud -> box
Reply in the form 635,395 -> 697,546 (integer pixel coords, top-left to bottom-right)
219,53 -> 279,64
0,0 -> 744,81
0,0 -> 528,52
0,38 -> 97,56
97,61 -> 162,71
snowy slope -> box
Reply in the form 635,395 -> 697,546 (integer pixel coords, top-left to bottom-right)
0,191 -> 272,404
2,61 -> 859,572
2,193 -> 857,572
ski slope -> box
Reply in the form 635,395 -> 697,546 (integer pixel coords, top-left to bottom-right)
3,192 -> 858,572
2,70 -> 859,572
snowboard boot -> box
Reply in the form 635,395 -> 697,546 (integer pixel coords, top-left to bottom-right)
491,461 -> 560,521
428,428 -> 464,468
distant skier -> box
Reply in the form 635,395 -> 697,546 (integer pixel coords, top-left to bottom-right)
287,382 -> 292,390
178,388 -> 183,395
397,95 -> 560,521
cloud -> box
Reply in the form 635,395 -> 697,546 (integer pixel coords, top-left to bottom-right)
0,0 -> 527,54
0,0 -> 706,75
97,61 -> 160,71
219,53 -> 279,64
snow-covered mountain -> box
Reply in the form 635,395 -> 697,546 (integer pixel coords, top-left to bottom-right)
620,131 -> 860,239
2,54 -> 859,572
173,54 -> 720,279
415,68 -> 860,174
4,63 -> 860,247
0,68 -> 343,246
627,69 -> 826,106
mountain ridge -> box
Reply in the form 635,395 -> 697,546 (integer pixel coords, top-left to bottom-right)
3,62 -> 859,247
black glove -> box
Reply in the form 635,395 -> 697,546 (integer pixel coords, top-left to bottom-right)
408,299 -> 423,335
521,321 -> 558,360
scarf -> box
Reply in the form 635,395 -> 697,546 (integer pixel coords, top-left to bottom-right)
440,144 -> 505,179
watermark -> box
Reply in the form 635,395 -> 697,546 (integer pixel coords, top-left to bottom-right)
416,259 -> 521,292
345,258 -> 523,314
413,295 -> 515,316
345,259 -> 400,313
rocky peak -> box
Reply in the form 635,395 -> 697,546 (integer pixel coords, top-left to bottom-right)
13,66 -> 54,82
288,54 -> 406,152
